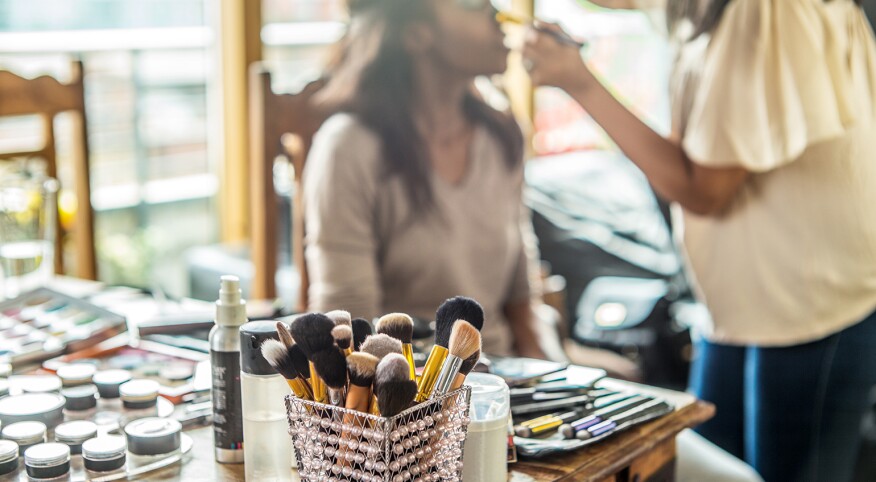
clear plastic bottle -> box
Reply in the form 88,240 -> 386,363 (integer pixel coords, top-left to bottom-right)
240,321 -> 293,481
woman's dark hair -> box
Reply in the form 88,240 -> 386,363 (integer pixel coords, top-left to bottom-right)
317,0 -> 523,215
668,0 -> 863,40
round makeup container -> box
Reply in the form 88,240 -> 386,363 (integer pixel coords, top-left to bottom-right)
119,380 -> 160,410
62,385 -> 98,412
0,393 -> 66,427
0,440 -> 19,475
92,370 -> 132,399
0,379 -> 9,398
56,364 -> 97,387
54,420 -> 98,455
20,375 -> 62,394
82,436 -> 127,472
24,443 -> 70,479
2,421 -> 47,454
124,418 -> 181,456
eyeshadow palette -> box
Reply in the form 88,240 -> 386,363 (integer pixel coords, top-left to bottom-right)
0,288 -> 127,368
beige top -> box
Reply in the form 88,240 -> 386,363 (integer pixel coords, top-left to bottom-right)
669,0 -> 876,345
303,113 -> 533,355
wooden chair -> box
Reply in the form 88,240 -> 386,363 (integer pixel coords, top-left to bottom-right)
248,63 -> 328,310
0,61 -> 97,280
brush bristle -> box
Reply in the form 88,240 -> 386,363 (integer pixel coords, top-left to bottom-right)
352,318 -> 373,351
375,354 -> 417,417
289,313 -> 336,358
276,321 -> 295,348
311,347 -> 348,389
448,321 -> 481,361
331,324 -> 353,350
360,334 -> 403,361
376,313 -> 414,344
346,352 -> 379,387
326,310 -> 352,327
261,339 -> 298,380
435,296 -> 484,347
459,349 -> 481,375
289,344 -> 311,379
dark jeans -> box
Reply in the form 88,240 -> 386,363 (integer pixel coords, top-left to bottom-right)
689,308 -> 876,482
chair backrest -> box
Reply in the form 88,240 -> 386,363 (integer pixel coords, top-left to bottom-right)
248,63 -> 328,309
0,60 -> 97,280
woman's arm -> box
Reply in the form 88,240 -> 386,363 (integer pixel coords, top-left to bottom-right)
522,26 -> 749,216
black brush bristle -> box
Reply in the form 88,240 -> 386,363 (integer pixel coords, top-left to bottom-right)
331,325 -> 352,350
289,313 -> 336,358
459,349 -> 481,376
376,313 -> 414,344
346,352 -> 379,387
434,296 -> 484,347
261,339 -> 298,380
352,318 -> 373,351
375,354 -> 417,417
311,347 -> 348,389
289,344 -> 311,379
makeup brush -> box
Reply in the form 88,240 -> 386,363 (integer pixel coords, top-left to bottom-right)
450,349 -> 481,392
360,334 -> 403,361
515,409 -> 584,438
290,313 -> 344,404
260,339 -> 313,400
559,396 -> 649,440
376,313 -> 415,381
430,321 -> 481,399
332,325 -> 353,357
276,321 -> 295,348
326,310 -> 352,327
351,318 -> 372,352
344,352 -> 379,414
320,347 -> 349,406
277,321 -> 313,392
417,296 -> 484,403
495,11 -> 586,48
374,354 -> 418,417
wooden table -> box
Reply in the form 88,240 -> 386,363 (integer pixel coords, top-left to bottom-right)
149,379 -> 713,482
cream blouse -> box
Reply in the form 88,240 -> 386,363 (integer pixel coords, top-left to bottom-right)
667,0 -> 876,345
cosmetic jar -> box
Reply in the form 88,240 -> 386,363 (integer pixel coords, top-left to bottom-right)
54,420 -> 98,455
119,380 -> 160,410
24,443 -> 70,479
463,373 -> 511,482
0,379 -> 9,399
61,384 -> 98,412
124,418 -> 181,456
82,436 -> 127,472
57,364 -> 97,387
0,440 -> 19,475
21,375 -> 62,394
0,393 -> 66,427
93,370 -> 132,399
2,421 -> 47,454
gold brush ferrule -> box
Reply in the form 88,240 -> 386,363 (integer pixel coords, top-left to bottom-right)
343,347 -> 353,357
369,394 -> 380,416
309,361 -> 328,403
528,418 -> 564,436
415,345 -> 449,403
402,344 -> 416,381
286,378 -> 313,400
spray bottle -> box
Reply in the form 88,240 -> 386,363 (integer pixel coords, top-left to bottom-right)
209,275 -> 246,463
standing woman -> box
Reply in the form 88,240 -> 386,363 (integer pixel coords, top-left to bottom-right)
523,0 -> 876,480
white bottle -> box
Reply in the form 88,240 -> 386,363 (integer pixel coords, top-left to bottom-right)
209,276 -> 246,463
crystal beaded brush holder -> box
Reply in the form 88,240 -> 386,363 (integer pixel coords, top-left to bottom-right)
285,387 -> 471,482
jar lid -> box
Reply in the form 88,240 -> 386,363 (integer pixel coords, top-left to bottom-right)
0,440 -> 18,464
2,421 -> 47,444
119,380 -> 160,403
56,364 -> 97,385
20,375 -> 62,394
0,393 -> 66,423
82,436 -> 126,460
54,420 -> 98,444
92,369 -> 132,387
24,442 -> 70,467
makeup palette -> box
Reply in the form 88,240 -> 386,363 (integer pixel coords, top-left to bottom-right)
0,288 -> 127,368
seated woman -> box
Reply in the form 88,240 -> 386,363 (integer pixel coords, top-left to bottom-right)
303,0 -> 545,357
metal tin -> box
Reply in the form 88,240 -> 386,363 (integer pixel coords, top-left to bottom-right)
2,421 -> 47,454
92,370 -> 132,399
0,440 -> 19,475
62,385 -> 98,411
124,417 -> 181,456
119,380 -> 160,409
24,443 -> 70,479
56,364 -> 97,387
82,436 -> 127,472
54,420 -> 98,455
0,393 -> 66,427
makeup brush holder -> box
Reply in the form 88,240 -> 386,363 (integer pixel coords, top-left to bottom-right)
285,387 -> 471,482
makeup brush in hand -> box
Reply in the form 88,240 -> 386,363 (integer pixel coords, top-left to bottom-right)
261,339 -> 314,400
332,325 -> 353,357
374,354 -> 418,417
417,296 -> 484,402
351,318 -> 372,352
430,321 -> 481,399
376,313 -> 415,380
290,313 -> 348,404
326,310 -> 351,327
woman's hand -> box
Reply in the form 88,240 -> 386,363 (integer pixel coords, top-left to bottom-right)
521,23 -> 592,93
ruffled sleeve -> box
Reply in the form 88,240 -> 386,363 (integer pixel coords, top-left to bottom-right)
681,0 -> 871,172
